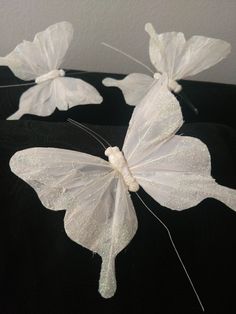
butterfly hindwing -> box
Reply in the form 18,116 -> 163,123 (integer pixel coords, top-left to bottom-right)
7,77 -> 103,120
103,73 -> 154,106
131,135 -> 236,210
64,175 -> 137,298
53,77 -> 103,108
122,74 -> 183,168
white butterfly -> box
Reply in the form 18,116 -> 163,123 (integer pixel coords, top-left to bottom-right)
10,74 -> 236,299
0,21 -> 103,119
103,23 -> 231,106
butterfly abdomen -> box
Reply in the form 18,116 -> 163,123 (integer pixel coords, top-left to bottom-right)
105,146 -> 139,192
35,69 -> 65,84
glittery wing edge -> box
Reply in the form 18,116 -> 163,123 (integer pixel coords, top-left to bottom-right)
122,73 -> 183,168
64,174 -> 137,298
131,135 -> 236,211
10,147 -> 138,298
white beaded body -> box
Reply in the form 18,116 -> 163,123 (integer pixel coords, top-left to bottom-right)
105,146 -> 139,192
35,69 -> 65,84
153,72 -> 182,93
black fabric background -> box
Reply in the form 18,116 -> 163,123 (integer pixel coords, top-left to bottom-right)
0,67 -> 236,313
0,121 -> 235,314
0,66 -> 236,128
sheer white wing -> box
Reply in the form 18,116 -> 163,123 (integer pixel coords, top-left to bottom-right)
10,147 -> 137,298
173,35 -> 231,80
131,135 -> 236,211
64,175 -> 137,298
103,73 -> 155,106
122,73 -> 183,168
0,21 -> 73,80
145,23 -> 231,80
145,23 -> 186,78
7,77 -> 103,120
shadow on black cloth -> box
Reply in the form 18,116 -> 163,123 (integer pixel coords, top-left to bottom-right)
0,120 -> 236,314
0,66 -> 236,128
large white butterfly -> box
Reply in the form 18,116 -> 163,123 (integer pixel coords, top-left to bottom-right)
10,74 -> 236,299
103,23 -> 231,106
0,21 -> 102,119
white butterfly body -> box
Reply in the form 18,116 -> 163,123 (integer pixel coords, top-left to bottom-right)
10,75 -> 236,298
103,23 -> 231,106
0,22 -> 102,119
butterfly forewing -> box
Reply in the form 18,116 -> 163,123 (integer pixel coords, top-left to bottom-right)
10,148 -> 111,209
147,26 -> 186,77
173,35 -> 231,80
146,23 -> 231,80
1,21 -> 73,80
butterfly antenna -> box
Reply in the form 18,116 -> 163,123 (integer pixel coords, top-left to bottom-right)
67,119 -> 107,149
67,118 -> 111,149
102,42 -> 155,74
67,118 -> 112,147
72,120 -> 112,147
0,82 -> 35,88
177,91 -> 199,115
135,193 -> 205,312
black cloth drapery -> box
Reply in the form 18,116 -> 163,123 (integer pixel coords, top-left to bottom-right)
0,67 -> 236,313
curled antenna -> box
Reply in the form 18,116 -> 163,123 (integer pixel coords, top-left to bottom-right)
135,192 -> 205,312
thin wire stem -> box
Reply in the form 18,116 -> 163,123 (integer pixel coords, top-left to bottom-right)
102,42 -> 155,74
0,71 -> 98,88
67,118 -> 111,150
65,71 -> 100,76
0,82 -> 35,88
0,66 -> 131,89
178,91 -> 199,115
135,192 -> 205,312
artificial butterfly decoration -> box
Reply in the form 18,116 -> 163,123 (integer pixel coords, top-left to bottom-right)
10,74 -> 236,300
103,23 -> 231,106
0,21 -> 103,119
